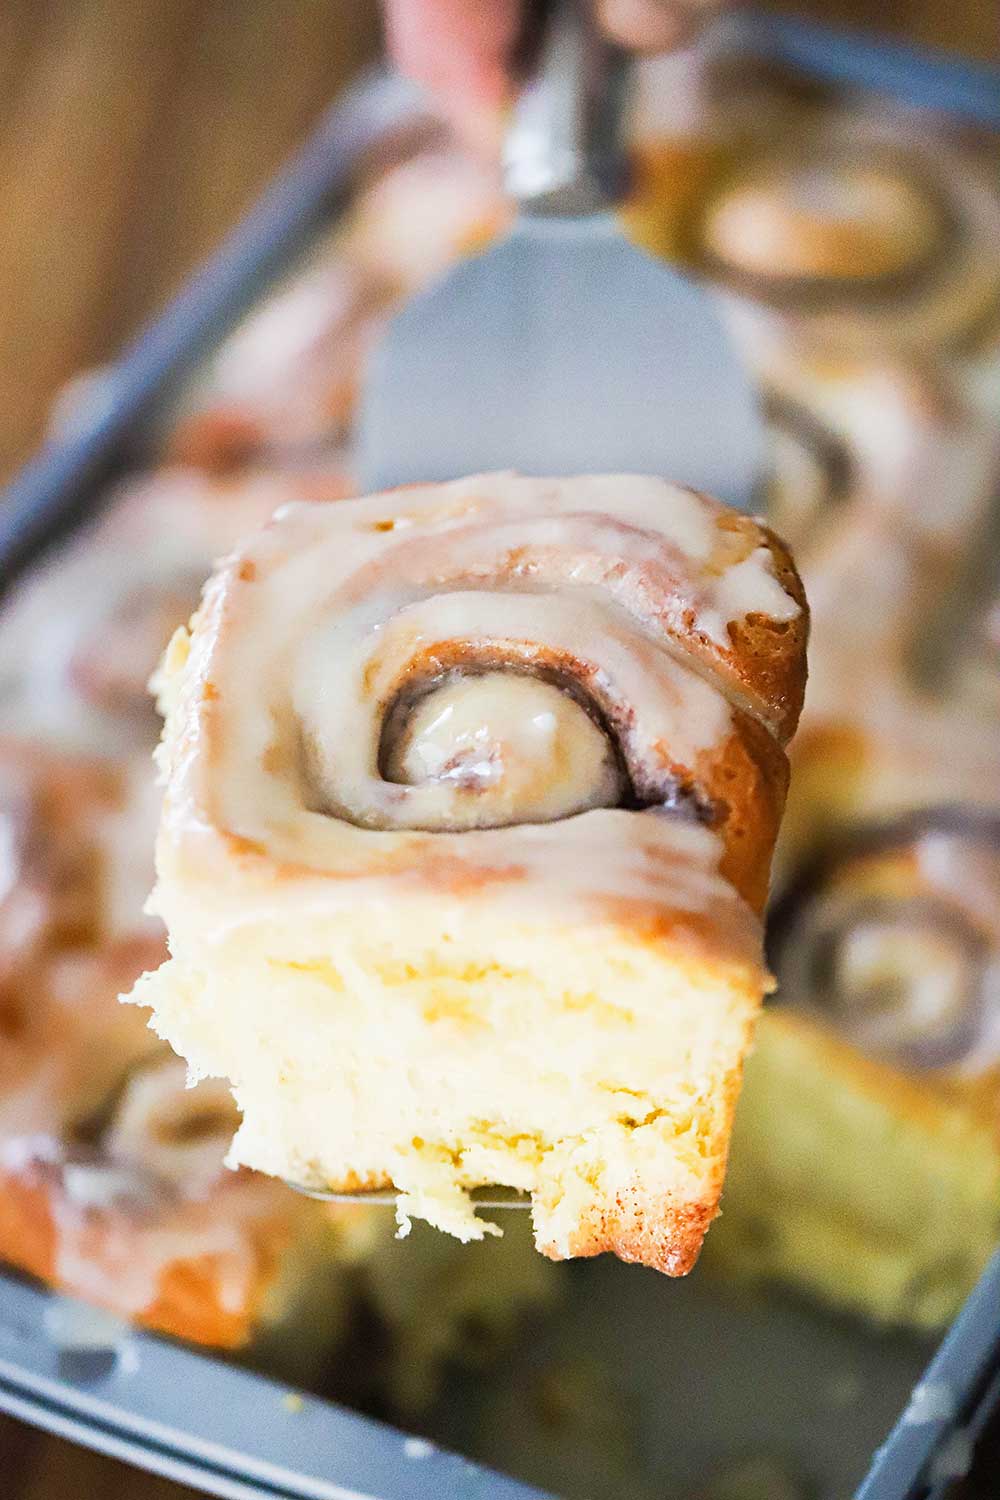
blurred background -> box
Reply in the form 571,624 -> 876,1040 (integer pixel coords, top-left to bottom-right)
2,3 -> 1000,1499
0,0 -> 996,487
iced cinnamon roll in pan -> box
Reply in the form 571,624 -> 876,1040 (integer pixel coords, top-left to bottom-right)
627,108 -> 1000,362
771,808 -> 1000,1101
0,739 -> 352,1353
760,355 -> 998,572
169,145 -> 506,474
129,472 -> 807,1273
707,808 -> 1000,1328
0,463 -> 351,751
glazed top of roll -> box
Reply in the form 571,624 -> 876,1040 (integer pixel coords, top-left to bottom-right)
156,474 -> 806,947
643,111 -> 1000,356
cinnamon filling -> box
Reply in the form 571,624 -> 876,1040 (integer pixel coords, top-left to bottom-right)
381,670 -> 624,829
312,641 -> 714,835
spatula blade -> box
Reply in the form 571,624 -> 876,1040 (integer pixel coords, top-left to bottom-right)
358,216 -> 764,510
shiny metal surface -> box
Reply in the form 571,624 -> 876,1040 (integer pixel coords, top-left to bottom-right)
286,1181 -> 532,1210
358,3 -> 764,510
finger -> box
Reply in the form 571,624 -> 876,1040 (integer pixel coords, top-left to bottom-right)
595,0 -> 723,53
383,0 -> 522,106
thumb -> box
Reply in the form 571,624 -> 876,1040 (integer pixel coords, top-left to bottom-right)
384,0 -> 523,106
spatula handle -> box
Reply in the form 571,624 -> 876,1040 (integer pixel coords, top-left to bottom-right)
503,0 -> 631,216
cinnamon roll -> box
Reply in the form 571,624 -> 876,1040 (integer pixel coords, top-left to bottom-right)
170,145 -> 506,474
771,810 -> 1000,1094
781,655 -> 1000,883
129,471 -> 807,1273
626,106 -> 1000,362
0,744 -> 156,1097
765,356 -> 1000,871
0,739 -> 353,1353
703,808 -> 1000,1329
0,464 -> 348,751
761,355 -> 998,576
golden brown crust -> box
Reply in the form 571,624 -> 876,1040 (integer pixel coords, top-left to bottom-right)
0,1167 -> 295,1349
692,708 -> 790,914
535,1064 -> 746,1277
539,1186 -> 720,1277
707,521 -> 810,744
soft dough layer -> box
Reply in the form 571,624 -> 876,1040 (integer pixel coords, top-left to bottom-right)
129,472 -> 807,1272
137,836 -> 764,1271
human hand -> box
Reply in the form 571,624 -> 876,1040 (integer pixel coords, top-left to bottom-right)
384,0 -> 726,111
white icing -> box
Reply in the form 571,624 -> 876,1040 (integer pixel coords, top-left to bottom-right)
695,546 -> 799,648
0,467 -> 286,753
342,148 -> 503,295
204,270 -> 362,406
61,1162 -> 160,1212
831,918 -> 973,1056
297,589 -> 728,833
50,1187 -> 259,1317
154,472 -> 796,950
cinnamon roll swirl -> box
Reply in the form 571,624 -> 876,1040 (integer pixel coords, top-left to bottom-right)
130,471 -> 807,1273
626,107 -> 1000,362
759,355 -> 998,571
765,354 -> 1000,873
771,809 -> 1000,1094
0,739 -> 353,1352
703,810 -> 1000,1330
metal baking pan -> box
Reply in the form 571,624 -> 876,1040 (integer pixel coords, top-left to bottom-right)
2,13 -> 1000,1500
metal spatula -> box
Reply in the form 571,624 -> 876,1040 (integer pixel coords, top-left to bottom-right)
302,4 -> 764,1213
358,0 -> 764,508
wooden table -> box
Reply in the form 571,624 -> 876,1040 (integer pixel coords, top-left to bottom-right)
0,0 -> 380,485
